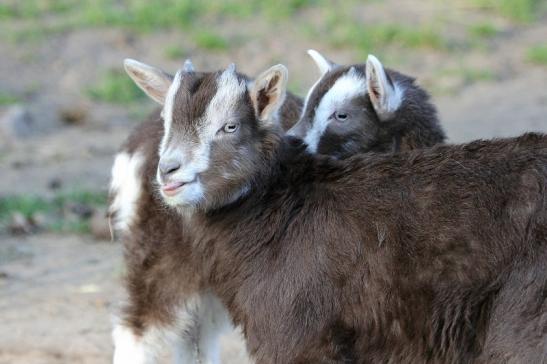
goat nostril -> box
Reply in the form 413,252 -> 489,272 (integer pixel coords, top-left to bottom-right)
159,160 -> 181,176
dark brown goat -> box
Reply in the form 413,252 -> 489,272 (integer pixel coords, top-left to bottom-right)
112,60 -> 546,363
288,51 -> 445,157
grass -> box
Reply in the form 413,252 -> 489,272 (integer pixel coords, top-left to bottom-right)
0,92 -> 20,105
324,21 -> 446,56
87,69 -> 146,104
0,189 -> 107,234
0,0 -> 320,31
527,45 -> 547,65
194,31 -> 229,51
164,46 -> 186,60
468,23 -> 499,39
469,0 -> 542,23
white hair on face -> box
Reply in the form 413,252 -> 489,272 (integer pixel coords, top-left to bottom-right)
304,68 -> 366,153
160,70 -> 183,155
109,151 -> 144,234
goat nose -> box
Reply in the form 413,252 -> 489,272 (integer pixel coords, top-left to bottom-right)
159,159 -> 181,178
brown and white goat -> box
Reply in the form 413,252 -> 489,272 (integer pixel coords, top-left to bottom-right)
110,60 -> 302,364
114,60 -> 547,363
110,54 -> 447,363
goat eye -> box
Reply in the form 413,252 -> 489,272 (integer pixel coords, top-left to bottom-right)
335,112 -> 348,121
223,122 -> 239,133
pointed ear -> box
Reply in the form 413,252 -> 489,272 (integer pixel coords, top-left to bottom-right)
250,64 -> 288,122
366,54 -> 403,120
123,59 -> 173,105
307,49 -> 336,76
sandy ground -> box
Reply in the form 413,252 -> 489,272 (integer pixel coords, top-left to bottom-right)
0,1 -> 546,363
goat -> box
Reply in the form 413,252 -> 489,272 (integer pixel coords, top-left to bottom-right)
115,60 -> 547,363
288,50 -> 445,157
110,59 -> 302,364
110,54 -> 448,363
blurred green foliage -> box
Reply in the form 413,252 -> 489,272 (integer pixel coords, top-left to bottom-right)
470,0 -> 542,23
527,45 -> 547,65
468,23 -> 499,39
0,92 -> 21,105
87,70 -> 146,104
194,31 -> 229,51
0,190 -> 107,234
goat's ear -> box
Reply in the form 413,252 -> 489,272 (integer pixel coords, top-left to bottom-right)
123,59 -> 173,105
366,54 -> 403,120
307,49 -> 335,76
250,64 -> 288,122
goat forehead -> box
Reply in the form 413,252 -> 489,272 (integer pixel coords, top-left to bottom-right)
318,68 -> 366,111
304,67 -> 365,121
174,71 -> 248,133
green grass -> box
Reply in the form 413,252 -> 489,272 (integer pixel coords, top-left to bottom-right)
0,92 -> 20,105
0,0 -> 321,32
164,46 -> 186,60
468,23 -> 499,39
469,0 -> 542,23
87,69 -> 146,104
0,190 -> 107,234
194,31 -> 228,51
325,21 -> 446,56
527,45 -> 547,65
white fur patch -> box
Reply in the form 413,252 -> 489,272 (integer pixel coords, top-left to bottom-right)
304,68 -> 366,153
113,294 -> 232,364
175,293 -> 232,364
112,324 -> 159,364
109,151 -> 144,234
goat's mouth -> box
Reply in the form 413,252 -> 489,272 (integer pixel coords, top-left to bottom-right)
161,179 -> 197,197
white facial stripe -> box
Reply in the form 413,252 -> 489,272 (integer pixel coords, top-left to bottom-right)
304,69 -> 366,153
109,151 -> 144,234
160,70 -> 183,154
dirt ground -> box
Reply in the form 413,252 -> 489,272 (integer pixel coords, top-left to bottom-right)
0,1 -> 546,363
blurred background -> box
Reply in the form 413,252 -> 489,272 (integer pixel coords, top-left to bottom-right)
0,0 -> 546,363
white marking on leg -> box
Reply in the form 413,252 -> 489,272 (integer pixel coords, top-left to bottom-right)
112,324 -> 157,364
109,151 -> 145,234
172,293 -> 233,364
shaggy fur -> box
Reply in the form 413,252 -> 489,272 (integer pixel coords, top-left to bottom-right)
112,63 -> 546,363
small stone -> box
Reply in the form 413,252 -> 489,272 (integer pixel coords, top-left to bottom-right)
90,210 -> 112,241
8,212 -> 32,235
59,104 -> 88,125
0,105 -> 34,139
29,212 -> 47,230
68,202 -> 95,219
48,177 -> 62,190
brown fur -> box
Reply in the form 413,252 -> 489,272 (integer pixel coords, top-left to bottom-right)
184,131 -> 547,363
113,67 -> 546,363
